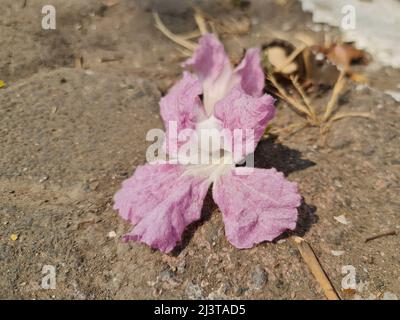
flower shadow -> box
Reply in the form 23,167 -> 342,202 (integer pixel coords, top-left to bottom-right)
255,135 -> 319,240
171,188 -> 217,256
275,198 -> 318,242
253,135 -> 316,175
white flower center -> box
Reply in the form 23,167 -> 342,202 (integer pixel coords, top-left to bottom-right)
177,116 -> 235,182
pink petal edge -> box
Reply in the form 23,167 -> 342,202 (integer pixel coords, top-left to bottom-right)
234,48 -> 265,97
160,71 -> 205,156
184,34 -> 266,114
183,33 -> 233,114
113,163 -> 211,253
212,167 -> 301,249
213,86 -> 276,161
183,34 -> 231,85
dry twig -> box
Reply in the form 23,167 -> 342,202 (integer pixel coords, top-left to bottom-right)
322,69 -> 346,122
275,45 -> 306,73
194,7 -> 209,35
291,236 -> 341,300
153,11 -> 197,52
267,73 -> 312,119
365,230 -> 397,243
266,63 -> 374,143
290,75 -> 316,119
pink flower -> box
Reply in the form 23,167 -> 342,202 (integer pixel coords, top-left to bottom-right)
114,34 -> 301,253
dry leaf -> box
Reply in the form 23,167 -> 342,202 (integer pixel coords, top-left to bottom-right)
341,288 -> 356,295
266,46 -> 298,74
313,43 -> 367,69
303,48 -> 339,87
328,44 -> 364,67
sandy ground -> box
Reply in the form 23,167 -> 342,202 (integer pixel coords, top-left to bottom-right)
0,0 -> 399,299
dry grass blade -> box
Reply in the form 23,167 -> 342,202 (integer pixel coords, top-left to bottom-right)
291,236 -> 341,300
266,48 -> 373,142
290,75 -> 316,119
283,121 -> 309,138
194,10 -> 209,35
322,69 -> 346,122
153,11 -> 197,52
179,30 -> 201,40
365,230 -> 397,243
270,122 -> 305,134
328,111 -> 375,122
275,44 -> 306,73
176,47 -> 193,57
209,20 -> 217,35
74,56 -> 83,69
321,111 -> 375,137
270,121 -> 309,139
267,73 -> 312,118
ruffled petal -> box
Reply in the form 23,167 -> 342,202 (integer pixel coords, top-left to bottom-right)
160,71 -> 205,157
234,48 -> 265,97
212,167 -> 301,249
183,34 -> 231,82
113,163 -> 211,253
183,34 -> 233,115
184,34 -> 265,114
213,86 -> 275,161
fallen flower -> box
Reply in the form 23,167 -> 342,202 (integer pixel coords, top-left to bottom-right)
114,34 -> 301,253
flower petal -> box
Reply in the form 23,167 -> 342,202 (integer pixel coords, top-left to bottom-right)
160,71 -> 205,156
113,163 -> 211,253
183,34 -> 233,115
184,34 -> 265,114
234,48 -> 265,97
212,167 -> 301,249
213,86 -> 275,161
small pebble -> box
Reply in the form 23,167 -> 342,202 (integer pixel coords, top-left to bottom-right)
331,250 -> 345,256
334,215 -> 349,225
251,265 -> 268,289
39,176 -> 49,183
10,234 -> 19,241
185,282 -> 203,299
382,292 -> 398,300
108,231 -> 117,238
